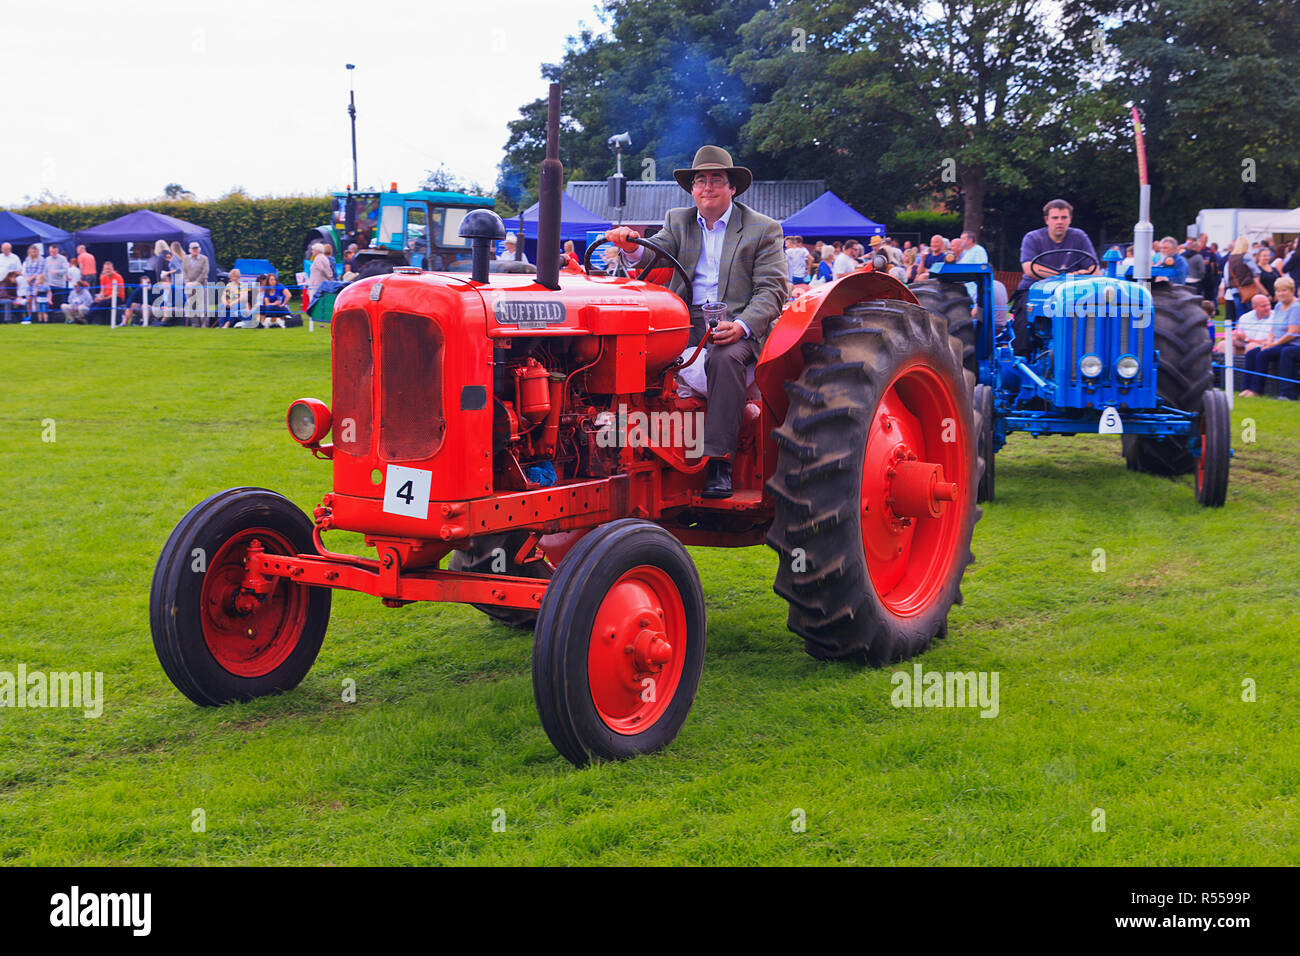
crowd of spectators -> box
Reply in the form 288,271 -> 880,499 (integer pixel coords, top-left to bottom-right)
1,238 -> 301,329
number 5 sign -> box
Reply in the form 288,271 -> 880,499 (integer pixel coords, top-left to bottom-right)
381,465 -> 432,520
1098,406 -> 1123,434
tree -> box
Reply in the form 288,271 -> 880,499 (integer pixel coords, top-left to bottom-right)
735,1 -> 1106,239
163,183 -> 194,200
1065,0 -> 1300,233
497,1 -> 772,209
421,164 -> 491,197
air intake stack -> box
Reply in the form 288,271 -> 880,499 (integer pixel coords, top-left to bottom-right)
535,82 -> 563,291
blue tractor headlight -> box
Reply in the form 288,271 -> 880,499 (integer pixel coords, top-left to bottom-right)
1116,354 -> 1140,380
1080,354 -> 1103,379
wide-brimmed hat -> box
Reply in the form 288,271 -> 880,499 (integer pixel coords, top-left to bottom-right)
673,145 -> 752,196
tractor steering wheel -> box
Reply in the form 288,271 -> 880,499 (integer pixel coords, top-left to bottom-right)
585,235 -> 693,288
1028,247 -> 1099,280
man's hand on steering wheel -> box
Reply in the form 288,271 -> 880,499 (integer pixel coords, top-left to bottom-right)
605,226 -> 642,253
1028,248 -> 1099,280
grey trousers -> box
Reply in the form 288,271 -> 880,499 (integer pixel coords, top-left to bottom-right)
702,335 -> 760,459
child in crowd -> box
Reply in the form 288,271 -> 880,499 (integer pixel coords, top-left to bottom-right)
27,275 -> 50,323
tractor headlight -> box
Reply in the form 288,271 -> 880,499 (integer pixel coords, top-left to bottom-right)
287,398 -> 332,445
1079,354 -> 1103,379
1116,355 -> 1140,380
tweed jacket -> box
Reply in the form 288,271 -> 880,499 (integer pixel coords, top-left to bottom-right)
639,200 -> 790,346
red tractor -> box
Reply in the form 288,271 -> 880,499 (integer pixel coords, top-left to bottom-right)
150,87 -> 983,766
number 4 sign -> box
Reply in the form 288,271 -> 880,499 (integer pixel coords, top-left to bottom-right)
1098,406 -> 1123,434
381,465 -> 433,520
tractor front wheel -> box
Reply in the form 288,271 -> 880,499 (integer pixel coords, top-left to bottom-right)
767,300 -> 982,664
974,383 -> 995,503
1196,388 -> 1230,507
150,488 -> 331,705
531,519 -> 706,766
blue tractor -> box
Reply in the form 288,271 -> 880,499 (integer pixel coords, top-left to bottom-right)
906,200 -> 1230,508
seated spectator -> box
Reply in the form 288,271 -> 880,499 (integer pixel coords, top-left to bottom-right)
0,270 -> 19,323
217,269 -> 255,328
903,247 -> 921,283
60,281 -> 93,323
1236,294 -> 1281,395
816,245 -> 835,283
90,263 -> 126,324
922,234 -> 948,270
1243,276 -> 1300,400
258,274 -> 291,327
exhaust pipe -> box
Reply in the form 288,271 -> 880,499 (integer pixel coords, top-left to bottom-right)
535,82 -> 563,291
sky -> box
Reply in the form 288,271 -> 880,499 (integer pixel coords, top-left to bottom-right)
0,0 -> 608,207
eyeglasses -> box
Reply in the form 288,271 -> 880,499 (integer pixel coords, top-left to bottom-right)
692,174 -> 730,188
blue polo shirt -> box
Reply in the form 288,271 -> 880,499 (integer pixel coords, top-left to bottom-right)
1018,226 -> 1098,290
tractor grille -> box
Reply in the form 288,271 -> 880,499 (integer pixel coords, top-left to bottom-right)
379,313 -> 445,461
332,310 -> 373,455
1063,299 -> 1145,389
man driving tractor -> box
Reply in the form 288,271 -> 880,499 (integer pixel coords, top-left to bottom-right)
604,145 -> 790,498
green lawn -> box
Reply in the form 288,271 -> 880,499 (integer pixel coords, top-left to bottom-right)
1,324 -> 1296,865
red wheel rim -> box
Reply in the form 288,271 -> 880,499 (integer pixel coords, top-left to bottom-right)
860,362 -> 969,616
587,565 -> 687,735
199,527 -> 309,677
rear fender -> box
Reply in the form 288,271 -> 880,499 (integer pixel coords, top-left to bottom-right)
756,271 -> 917,424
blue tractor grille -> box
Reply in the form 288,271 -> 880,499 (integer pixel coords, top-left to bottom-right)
1048,278 -> 1158,409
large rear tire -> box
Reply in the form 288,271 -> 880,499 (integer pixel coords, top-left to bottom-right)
532,520 -> 705,766
909,279 -> 976,377
1123,285 -> 1214,475
767,300 -> 982,664
150,488 -> 331,706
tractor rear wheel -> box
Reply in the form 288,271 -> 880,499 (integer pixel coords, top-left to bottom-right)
767,300 -> 982,664
1122,285 -> 1214,476
909,279 -> 976,377
448,532 -> 553,629
356,259 -> 395,279
150,488 -> 331,706
974,383 -> 995,503
532,519 -> 706,766
1195,388 -> 1230,507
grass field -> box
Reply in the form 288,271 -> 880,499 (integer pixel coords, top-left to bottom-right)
1,324 -> 1297,865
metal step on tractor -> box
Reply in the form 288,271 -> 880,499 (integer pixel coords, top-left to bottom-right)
151,85 -> 984,766
903,111 -> 1230,507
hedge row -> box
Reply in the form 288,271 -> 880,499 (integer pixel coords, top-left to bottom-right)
15,196 -> 333,281
889,210 -> 962,242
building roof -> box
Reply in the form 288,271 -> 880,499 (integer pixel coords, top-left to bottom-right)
566,180 -> 826,226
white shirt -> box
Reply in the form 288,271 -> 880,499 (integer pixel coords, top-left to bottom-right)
629,202 -> 751,338
690,202 -> 733,306
958,242 -> 989,299
832,252 -> 856,276
0,252 -> 19,279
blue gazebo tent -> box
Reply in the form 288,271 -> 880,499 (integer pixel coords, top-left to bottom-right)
781,191 -> 885,239
0,210 -> 74,250
503,193 -> 612,261
76,209 -> 218,280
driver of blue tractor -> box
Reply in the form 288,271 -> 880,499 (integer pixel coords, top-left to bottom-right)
604,145 -> 790,499
1011,197 -> 1100,353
